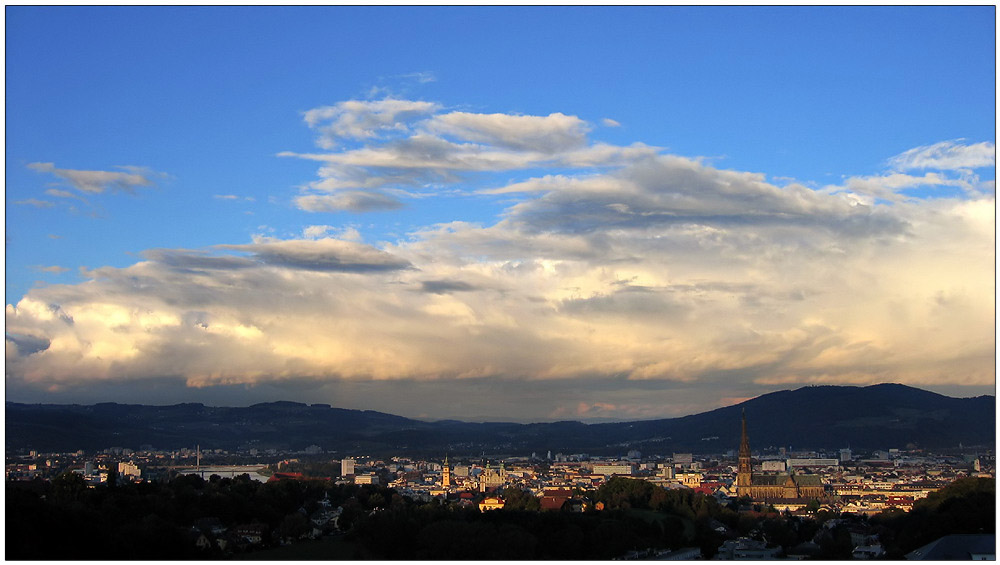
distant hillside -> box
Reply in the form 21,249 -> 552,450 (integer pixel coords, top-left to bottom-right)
5,384 -> 994,455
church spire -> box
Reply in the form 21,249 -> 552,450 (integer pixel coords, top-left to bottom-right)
739,409 -> 751,456
736,409 -> 753,494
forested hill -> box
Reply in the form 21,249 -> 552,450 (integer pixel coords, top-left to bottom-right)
6,384 -> 994,455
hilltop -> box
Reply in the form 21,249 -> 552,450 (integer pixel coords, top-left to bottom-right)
5,384 -> 993,455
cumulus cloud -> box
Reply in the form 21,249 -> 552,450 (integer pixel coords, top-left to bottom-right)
27,162 -> 162,194
424,111 -> 590,153
303,98 -> 440,149
283,98 -> 660,215
302,225 -> 362,241
218,237 -> 412,273
5,103 -> 995,421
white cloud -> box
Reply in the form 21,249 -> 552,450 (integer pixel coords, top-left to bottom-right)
28,162 -> 162,194
284,99 -> 664,214
888,139 -> 995,171
602,118 -> 621,128
6,97 -> 994,421
31,265 -> 70,274
7,148 -> 993,420
295,191 -> 405,212
303,225 -> 362,241
398,71 -> 437,84
424,111 -> 590,153
302,98 -> 440,149
14,198 -> 56,208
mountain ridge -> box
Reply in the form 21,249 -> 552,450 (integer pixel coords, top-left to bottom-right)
5,383 -> 994,455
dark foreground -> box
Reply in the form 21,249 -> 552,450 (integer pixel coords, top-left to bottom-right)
6,474 -> 994,560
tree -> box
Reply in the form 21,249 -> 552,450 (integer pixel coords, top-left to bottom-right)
51,471 -> 88,503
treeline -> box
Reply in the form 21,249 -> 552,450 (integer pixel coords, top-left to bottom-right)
6,471 -> 352,559
6,473 -> 994,560
871,476 -> 995,558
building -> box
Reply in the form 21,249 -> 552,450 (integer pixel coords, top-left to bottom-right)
341,458 -> 355,477
478,496 -> 505,512
478,464 -> 507,491
118,461 -> 141,479
787,458 -> 840,469
441,456 -> 451,488
736,410 -> 825,501
593,463 -> 636,476
906,534 -> 996,560
716,537 -> 782,560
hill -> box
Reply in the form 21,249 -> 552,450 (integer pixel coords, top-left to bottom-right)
5,384 -> 993,455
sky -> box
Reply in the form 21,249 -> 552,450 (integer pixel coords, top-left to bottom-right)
5,6 -> 996,423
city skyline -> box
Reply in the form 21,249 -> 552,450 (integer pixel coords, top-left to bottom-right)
5,6 -> 995,422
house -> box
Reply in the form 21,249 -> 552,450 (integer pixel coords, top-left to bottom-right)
852,544 -> 886,559
193,532 -> 212,551
655,547 -> 702,560
539,488 -> 573,511
906,534 -> 996,560
715,537 -> 782,560
193,517 -> 227,537
232,523 -> 267,545
478,496 -> 505,511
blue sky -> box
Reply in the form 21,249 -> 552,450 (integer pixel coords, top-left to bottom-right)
5,6 -> 995,422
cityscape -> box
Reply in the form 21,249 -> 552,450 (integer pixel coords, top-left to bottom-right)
5,5 -> 995,561
6,403 -> 995,559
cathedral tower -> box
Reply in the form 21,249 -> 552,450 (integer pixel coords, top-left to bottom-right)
736,409 -> 752,496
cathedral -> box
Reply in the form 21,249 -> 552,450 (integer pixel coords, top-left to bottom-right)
736,410 -> 825,500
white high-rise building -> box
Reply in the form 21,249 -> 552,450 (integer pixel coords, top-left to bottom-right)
118,461 -> 141,478
341,458 -> 356,477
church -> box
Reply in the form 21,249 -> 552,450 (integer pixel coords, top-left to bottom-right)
735,410 -> 825,501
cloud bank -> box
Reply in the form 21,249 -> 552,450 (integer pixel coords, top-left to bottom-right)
6,99 -> 995,421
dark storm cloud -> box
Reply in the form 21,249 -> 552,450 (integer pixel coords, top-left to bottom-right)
219,238 -> 412,273
143,249 -> 256,273
501,156 -> 907,239
5,333 -> 51,356
419,280 -> 481,294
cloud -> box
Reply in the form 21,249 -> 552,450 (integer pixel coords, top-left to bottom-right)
218,237 -> 412,273
398,71 -> 437,84
45,188 -> 85,200
31,265 -> 70,274
888,139 -> 995,171
424,111 -> 590,153
5,103 -> 995,421
14,198 -> 55,208
284,98 -> 661,214
5,333 -> 51,356
602,118 -> 621,128
419,280 -> 481,294
295,191 -> 405,212
302,98 -> 440,149
27,162 -> 163,194
499,155 -> 905,239
302,225 -> 362,241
